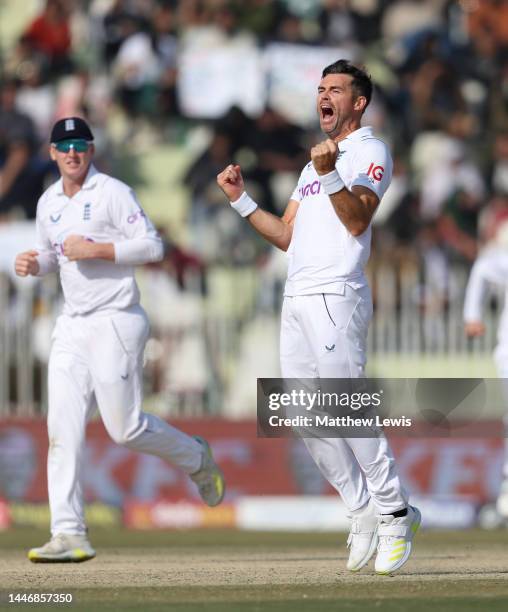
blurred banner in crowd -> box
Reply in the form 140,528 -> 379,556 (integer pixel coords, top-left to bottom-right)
178,46 -> 266,119
265,43 -> 352,126
178,42 -> 352,124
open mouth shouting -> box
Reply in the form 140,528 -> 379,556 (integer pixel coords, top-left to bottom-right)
320,103 -> 337,130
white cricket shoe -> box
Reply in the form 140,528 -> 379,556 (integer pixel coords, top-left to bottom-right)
346,499 -> 379,572
190,436 -> 226,507
375,505 -> 421,575
28,533 -> 96,563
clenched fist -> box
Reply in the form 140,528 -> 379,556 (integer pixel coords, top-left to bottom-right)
63,235 -> 92,261
311,139 -> 338,175
464,321 -> 485,337
15,250 -> 39,277
217,164 -> 245,202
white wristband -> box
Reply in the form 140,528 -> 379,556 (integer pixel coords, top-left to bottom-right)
230,191 -> 258,217
319,169 -> 345,195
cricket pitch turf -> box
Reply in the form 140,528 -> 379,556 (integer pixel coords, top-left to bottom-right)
1,528 -> 507,611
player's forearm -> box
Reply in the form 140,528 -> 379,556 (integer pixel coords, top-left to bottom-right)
246,207 -> 293,251
114,236 -> 164,265
328,190 -> 372,237
35,251 -> 56,276
464,266 -> 488,322
87,242 -> 115,261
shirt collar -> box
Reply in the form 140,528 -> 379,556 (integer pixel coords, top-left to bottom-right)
55,164 -> 99,196
340,126 -> 373,143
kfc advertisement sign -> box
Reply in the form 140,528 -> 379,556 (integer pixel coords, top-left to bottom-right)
0,419 -> 504,505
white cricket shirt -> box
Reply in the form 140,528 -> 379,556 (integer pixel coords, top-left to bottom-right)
35,164 -> 163,316
464,247 -> 508,344
284,126 -> 392,296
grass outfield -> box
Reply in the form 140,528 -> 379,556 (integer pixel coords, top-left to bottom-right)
1,528 -> 508,611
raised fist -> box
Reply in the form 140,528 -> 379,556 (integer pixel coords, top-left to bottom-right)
311,139 -> 338,175
217,164 -> 245,202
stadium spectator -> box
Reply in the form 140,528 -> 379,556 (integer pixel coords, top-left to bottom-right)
101,0 -> 146,66
22,0 -> 74,79
0,79 -> 44,219
467,0 -> 508,65
490,132 -> 508,194
243,107 -> 307,216
15,59 -> 56,142
151,2 -> 180,119
112,15 -> 160,118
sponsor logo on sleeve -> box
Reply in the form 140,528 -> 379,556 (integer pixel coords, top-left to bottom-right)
367,162 -> 384,182
127,209 -> 146,224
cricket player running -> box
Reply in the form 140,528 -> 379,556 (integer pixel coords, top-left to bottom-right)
15,117 -> 225,563
217,60 -> 420,574
464,237 -> 508,519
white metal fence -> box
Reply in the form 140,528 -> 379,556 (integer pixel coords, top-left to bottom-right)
0,260 -> 502,417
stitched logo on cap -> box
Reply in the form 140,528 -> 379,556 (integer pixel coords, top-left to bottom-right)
65,119 -> 75,131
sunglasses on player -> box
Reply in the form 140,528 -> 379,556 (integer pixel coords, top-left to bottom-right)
52,139 -> 92,153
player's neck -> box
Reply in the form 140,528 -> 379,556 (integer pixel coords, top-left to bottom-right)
332,118 -> 362,143
61,170 -> 89,198
62,180 -> 84,198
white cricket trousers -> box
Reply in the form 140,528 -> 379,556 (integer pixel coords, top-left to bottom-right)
47,304 -> 202,536
280,284 -> 408,514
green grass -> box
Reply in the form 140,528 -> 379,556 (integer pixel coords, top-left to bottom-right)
1,528 -> 508,611
2,526 -> 507,550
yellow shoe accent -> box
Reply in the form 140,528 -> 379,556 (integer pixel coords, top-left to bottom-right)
73,548 -> 94,560
375,506 -> 421,575
191,436 -> 226,507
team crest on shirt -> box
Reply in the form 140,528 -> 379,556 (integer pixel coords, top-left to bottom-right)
83,203 -> 91,221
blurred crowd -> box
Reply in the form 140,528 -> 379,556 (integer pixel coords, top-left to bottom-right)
1,0 -> 508,411
0,0 -> 507,257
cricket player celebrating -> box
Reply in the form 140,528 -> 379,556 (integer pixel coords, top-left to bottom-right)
217,60 -> 420,574
464,237 -> 508,520
15,117 -> 225,563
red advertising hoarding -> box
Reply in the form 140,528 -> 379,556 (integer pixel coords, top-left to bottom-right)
0,419 -> 504,506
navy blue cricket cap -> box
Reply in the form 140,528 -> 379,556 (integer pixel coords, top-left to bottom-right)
50,117 -> 94,143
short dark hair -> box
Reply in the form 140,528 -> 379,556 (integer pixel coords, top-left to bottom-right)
321,59 -> 373,108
